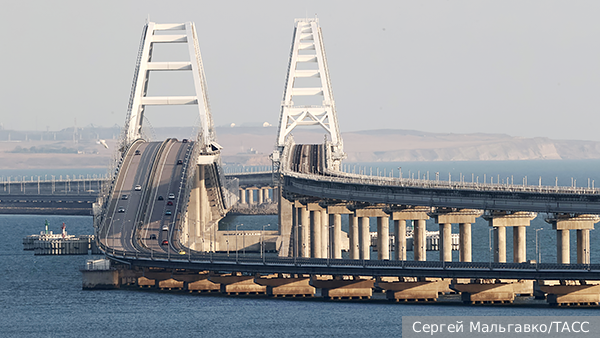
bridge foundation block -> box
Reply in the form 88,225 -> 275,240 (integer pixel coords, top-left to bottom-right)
451,279 -> 533,304
255,274 -> 315,297
310,276 -> 374,300
377,277 -> 451,302
210,273 -> 267,295
539,280 -> 600,307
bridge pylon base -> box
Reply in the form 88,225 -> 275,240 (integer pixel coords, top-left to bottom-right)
376,277 -> 451,302
255,274 -> 315,297
210,273 -> 267,295
451,279 -> 533,304
310,276 -> 374,300
539,280 -> 600,307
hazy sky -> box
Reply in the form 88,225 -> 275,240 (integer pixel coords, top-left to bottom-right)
2,1 -> 600,141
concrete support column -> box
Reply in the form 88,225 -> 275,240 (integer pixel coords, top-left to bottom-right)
577,229 -> 590,264
493,226 -> 506,263
299,207 -> 309,258
273,187 -> 279,204
349,215 -> 359,259
414,220 -> 426,261
239,188 -> 246,204
439,223 -> 452,262
513,226 -> 526,263
459,223 -> 472,262
248,189 -> 255,205
292,206 -> 298,257
359,217 -> 370,260
394,219 -> 406,260
377,216 -> 390,260
330,213 -> 342,259
557,229 -> 570,264
321,209 -> 329,258
310,210 -> 322,258
257,189 -> 264,204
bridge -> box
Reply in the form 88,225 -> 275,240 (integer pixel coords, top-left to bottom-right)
85,19 -> 600,306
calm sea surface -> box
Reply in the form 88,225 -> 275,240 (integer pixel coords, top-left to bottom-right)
2,160 -> 600,337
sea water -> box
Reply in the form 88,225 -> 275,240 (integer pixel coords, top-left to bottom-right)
2,160 -> 600,337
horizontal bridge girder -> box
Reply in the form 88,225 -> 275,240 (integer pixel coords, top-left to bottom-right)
151,35 -> 187,43
154,23 -> 185,31
141,96 -> 198,105
147,62 -> 192,70
291,88 -> 323,96
293,69 -> 320,78
296,55 -> 318,62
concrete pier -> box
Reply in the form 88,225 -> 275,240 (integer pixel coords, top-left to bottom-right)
377,216 -> 390,260
452,279 -> 534,304
377,277 -> 451,302
349,214 -> 359,259
210,273 -> 267,295
539,280 -> 600,306
256,275 -> 315,297
391,207 -> 430,261
311,276 -> 374,300
546,214 -> 600,264
432,209 -> 482,262
483,211 -> 536,263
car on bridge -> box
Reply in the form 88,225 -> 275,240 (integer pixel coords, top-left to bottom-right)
162,225 -> 168,231
135,185 -> 142,191
149,234 -> 156,240
161,240 -> 168,245
167,201 -> 173,206
118,207 -> 125,213
177,159 -> 183,165
121,194 -> 128,200
157,196 -> 163,200
168,193 -> 175,200
135,150 -> 141,155
165,210 -> 172,216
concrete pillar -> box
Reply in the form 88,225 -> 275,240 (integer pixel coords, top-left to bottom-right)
439,223 -> 452,262
377,216 -> 390,260
493,226 -> 506,263
414,220 -> 426,261
248,189 -> 255,205
321,209 -> 328,258
257,189 -> 264,204
299,206 -> 309,258
459,223 -> 471,262
557,229 -> 569,264
359,217 -> 370,260
278,195 -> 293,257
292,205 -> 298,257
239,188 -> 246,204
310,210 -> 322,258
331,213 -> 342,259
577,229 -> 590,264
349,214 -> 359,259
513,226 -> 526,263
394,219 -> 406,260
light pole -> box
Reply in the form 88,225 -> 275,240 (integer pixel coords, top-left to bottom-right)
226,239 -> 229,257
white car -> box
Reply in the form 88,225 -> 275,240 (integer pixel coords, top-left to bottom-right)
135,185 -> 142,191
162,225 -> 168,231
168,193 -> 175,199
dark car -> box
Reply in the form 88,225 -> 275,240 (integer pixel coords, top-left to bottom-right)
177,159 -> 183,165
161,239 -> 168,245
167,201 -> 173,206
121,194 -> 128,200
135,150 -> 141,155
182,139 -> 188,143
165,210 -> 172,216
157,196 -> 164,201
118,207 -> 125,213
149,234 -> 156,240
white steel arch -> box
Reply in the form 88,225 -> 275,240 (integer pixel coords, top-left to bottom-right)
274,18 -> 344,166
123,22 -> 216,153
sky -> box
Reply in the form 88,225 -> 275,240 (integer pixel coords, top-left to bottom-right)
2,1 -> 600,141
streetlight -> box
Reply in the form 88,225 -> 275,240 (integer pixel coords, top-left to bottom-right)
226,239 -> 229,257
